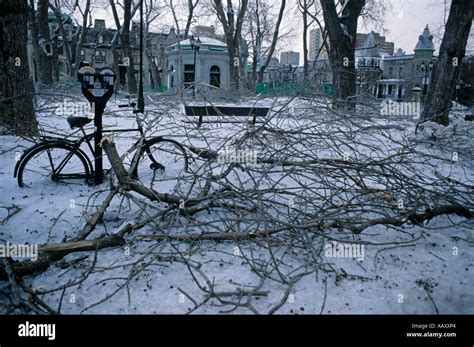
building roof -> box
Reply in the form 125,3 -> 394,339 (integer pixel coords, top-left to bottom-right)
383,54 -> 415,61
170,37 -> 226,48
414,25 -> 435,51
356,32 -> 381,58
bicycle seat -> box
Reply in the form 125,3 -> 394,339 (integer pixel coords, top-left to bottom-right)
67,116 -> 93,129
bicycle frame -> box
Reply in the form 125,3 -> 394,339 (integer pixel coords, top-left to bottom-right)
14,110 -> 183,186
14,125 -> 149,182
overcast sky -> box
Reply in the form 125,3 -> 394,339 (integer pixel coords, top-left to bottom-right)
381,0 -> 449,53
289,0 -> 454,58
90,0 -> 472,63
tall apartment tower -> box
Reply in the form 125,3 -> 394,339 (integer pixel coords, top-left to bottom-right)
309,28 -> 328,61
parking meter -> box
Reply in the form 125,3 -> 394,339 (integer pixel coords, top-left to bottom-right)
77,65 -> 116,185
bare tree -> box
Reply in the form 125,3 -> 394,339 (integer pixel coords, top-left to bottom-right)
299,0 -> 314,82
71,0 -> 91,77
27,0 -> 41,85
144,0 -> 163,89
320,0 -> 365,109
49,0 -> 73,76
0,0 -> 38,136
245,0 -> 272,88
421,0 -> 473,125
257,0 -> 285,83
167,0 -> 201,38
37,0 -> 53,85
184,0 -> 200,38
212,0 -> 249,90
122,0 -> 138,94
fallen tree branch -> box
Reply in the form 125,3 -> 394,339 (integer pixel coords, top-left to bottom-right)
0,234 -> 126,281
74,188 -> 119,241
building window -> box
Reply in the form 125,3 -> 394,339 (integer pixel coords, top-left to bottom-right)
389,66 -> 393,78
94,50 -> 106,63
98,35 -> 104,44
183,64 -> 195,86
398,66 -> 403,78
416,65 -> 423,77
388,85 -> 393,95
210,65 -> 220,88
80,49 -> 85,61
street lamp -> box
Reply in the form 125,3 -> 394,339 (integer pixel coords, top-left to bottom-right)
190,35 -> 201,97
420,61 -> 434,101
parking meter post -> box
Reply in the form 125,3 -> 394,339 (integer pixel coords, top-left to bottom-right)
77,65 -> 115,185
94,101 -> 105,185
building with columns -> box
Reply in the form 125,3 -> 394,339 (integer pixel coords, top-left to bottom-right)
376,25 -> 437,101
166,37 -> 230,92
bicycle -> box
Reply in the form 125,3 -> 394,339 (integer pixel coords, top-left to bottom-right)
14,102 -> 189,188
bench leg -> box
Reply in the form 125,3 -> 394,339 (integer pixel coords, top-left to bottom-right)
198,115 -> 202,128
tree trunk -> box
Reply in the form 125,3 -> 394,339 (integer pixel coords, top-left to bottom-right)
111,31 -> 122,90
50,3 -> 72,76
213,0 -> 249,90
302,6 -> 309,82
184,0 -> 200,38
28,0 -> 40,86
122,0 -> 138,94
71,0 -> 90,77
51,36 -> 59,81
257,0 -> 286,83
250,48 -> 258,89
320,0 -> 365,110
146,50 -> 161,89
421,0 -> 473,125
0,0 -> 38,136
37,0 -> 53,86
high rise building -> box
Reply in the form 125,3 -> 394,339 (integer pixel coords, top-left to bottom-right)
280,51 -> 300,66
309,28 -> 328,61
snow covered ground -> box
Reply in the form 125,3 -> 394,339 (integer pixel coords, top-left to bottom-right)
0,93 -> 473,314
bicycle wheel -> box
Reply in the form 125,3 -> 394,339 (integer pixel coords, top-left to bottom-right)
17,142 -> 91,187
134,138 -> 188,189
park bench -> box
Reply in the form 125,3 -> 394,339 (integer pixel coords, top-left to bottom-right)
184,105 -> 270,128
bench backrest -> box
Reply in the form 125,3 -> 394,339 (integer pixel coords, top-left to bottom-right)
185,105 -> 270,117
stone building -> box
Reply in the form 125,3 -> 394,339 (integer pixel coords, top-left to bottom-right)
28,13 -> 181,91
166,37 -> 230,92
376,25 -> 437,101
355,32 -> 383,96
356,32 -> 394,56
